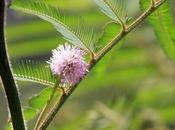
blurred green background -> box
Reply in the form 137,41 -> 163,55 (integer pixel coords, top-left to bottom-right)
1,0 -> 175,130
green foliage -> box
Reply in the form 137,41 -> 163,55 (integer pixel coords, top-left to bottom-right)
94,22 -> 123,77
12,60 -> 56,87
23,87 -> 61,121
11,0 -> 96,51
23,107 -> 38,121
3,0 -> 175,130
97,22 -> 122,50
140,0 -> 175,59
28,87 -> 59,110
94,0 -> 127,24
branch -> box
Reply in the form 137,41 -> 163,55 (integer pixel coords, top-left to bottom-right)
34,85 -> 58,130
95,0 -> 166,61
38,0 -> 167,129
0,1 -> 25,130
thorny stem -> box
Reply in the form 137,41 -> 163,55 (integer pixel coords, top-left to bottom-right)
38,0 -> 167,129
0,0 -> 25,130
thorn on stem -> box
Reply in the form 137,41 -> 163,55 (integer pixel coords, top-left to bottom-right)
60,87 -> 66,96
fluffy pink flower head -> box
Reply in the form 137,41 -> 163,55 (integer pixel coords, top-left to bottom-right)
49,43 -> 88,86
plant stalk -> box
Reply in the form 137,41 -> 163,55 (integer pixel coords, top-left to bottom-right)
95,0 -> 166,61
0,0 -> 25,130
34,85 -> 58,130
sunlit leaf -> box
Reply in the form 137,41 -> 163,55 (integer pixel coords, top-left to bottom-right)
94,0 -> 127,24
94,22 -> 123,77
11,0 -> 96,51
97,22 -> 122,50
23,107 -> 38,121
12,60 -> 56,87
140,0 -> 175,59
22,87 -> 61,122
28,87 -> 60,110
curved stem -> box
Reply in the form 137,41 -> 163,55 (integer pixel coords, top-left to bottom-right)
38,0 -> 167,129
0,1 -> 25,130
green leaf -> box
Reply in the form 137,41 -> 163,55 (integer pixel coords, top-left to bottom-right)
12,60 -> 56,87
94,22 -> 123,77
28,87 -> 60,110
11,0 -> 95,51
140,0 -> 175,59
23,107 -> 38,121
97,22 -> 122,50
21,87 -> 61,122
94,0 -> 127,24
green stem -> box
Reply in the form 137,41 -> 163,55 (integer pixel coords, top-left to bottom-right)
38,0 -> 166,129
34,85 -> 58,130
0,1 -> 25,130
95,0 -> 166,61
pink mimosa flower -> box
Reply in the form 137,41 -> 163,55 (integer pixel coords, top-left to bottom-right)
48,43 -> 88,86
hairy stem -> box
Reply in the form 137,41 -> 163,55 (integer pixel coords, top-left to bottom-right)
0,0 -> 25,130
95,0 -> 166,61
38,0 -> 166,129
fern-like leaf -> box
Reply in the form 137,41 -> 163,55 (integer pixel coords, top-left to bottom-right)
94,0 -> 127,24
11,0 -> 96,51
12,60 -> 56,86
140,0 -> 175,59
